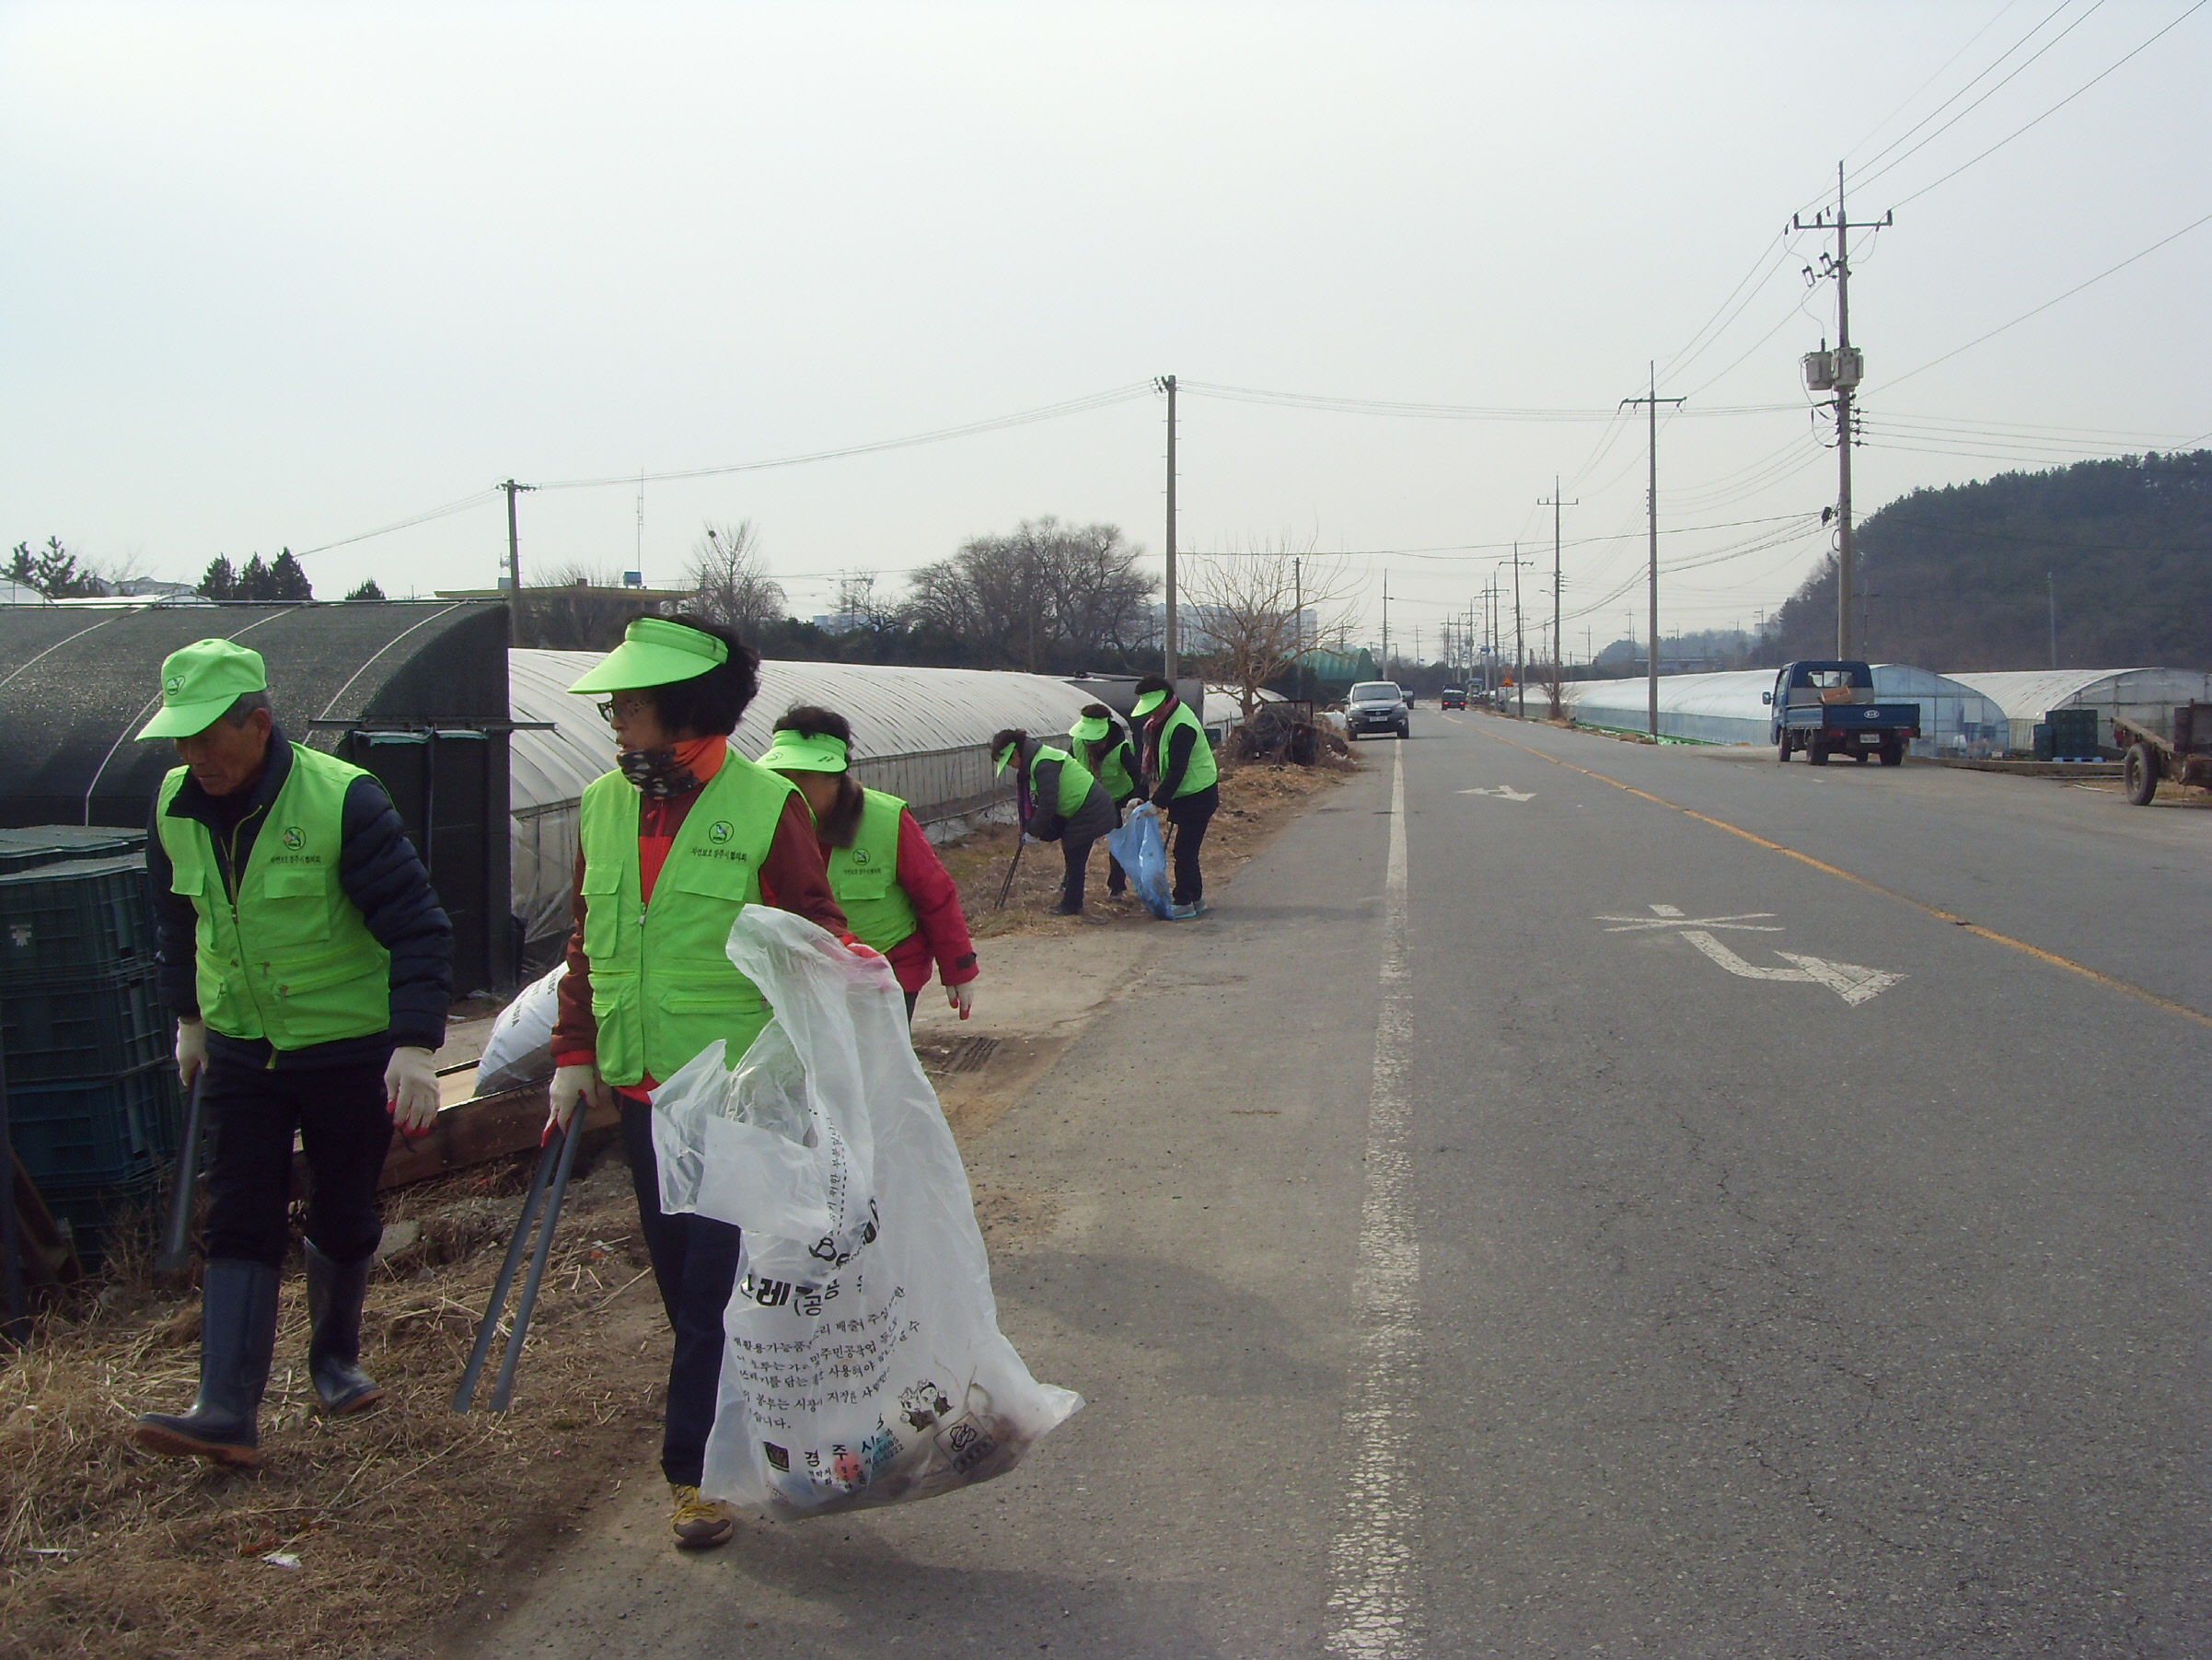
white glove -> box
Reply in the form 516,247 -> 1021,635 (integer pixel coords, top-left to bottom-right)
946,980 -> 975,1020
175,1018 -> 207,1087
547,1063 -> 609,1136
385,1045 -> 441,1136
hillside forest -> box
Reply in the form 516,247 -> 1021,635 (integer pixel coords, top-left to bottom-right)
1768,450 -> 2212,671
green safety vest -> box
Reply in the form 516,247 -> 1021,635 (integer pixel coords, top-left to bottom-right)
156,744 -> 391,1050
1077,731 -> 1135,802
1156,703 -> 1219,798
577,753 -> 795,1087
827,788 -> 919,956
1032,744 -> 1097,819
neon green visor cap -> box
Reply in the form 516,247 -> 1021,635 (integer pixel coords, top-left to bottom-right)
992,740 -> 1020,777
759,731 -> 851,773
1069,714 -> 1110,744
566,617 -> 728,694
1131,687 -> 1169,716
136,639 -> 269,740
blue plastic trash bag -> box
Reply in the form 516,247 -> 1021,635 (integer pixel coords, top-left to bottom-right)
1107,802 -> 1173,918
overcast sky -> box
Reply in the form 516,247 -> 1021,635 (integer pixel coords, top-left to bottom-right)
4,0 -> 2206,658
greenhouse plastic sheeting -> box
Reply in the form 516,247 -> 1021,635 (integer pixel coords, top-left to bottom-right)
1562,665 -> 2009,758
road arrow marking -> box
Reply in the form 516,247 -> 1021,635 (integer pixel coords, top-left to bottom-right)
1680,929 -> 1904,1004
1457,784 -> 1535,801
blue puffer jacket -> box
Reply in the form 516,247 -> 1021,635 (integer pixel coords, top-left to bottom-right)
145,728 -> 454,1069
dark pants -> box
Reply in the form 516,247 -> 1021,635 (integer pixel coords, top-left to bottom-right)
903,989 -> 919,1023
621,1098 -> 742,1489
1060,833 -> 1097,911
1166,784 -> 1218,906
202,1051 -> 392,1268
1106,797 -> 1133,893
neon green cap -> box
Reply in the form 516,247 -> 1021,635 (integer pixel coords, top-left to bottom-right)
566,617 -> 728,693
759,731 -> 851,773
136,639 -> 269,740
1070,714 -> 1109,744
1131,687 -> 1169,716
992,740 -> 1019,777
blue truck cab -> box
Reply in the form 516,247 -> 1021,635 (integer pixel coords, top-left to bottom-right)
1766,660 -> 1920,766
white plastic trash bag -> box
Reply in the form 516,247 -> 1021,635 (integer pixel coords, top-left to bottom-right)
651,907 -> 1082,1518
475,962 -> 565,1093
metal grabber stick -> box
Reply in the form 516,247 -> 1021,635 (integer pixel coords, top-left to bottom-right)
485,1109 -> 585,1411
154,1076 -> 206,1281
451,1112 -> 578,1412
993,835 -> 1025,910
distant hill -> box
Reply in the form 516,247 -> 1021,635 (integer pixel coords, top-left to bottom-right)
1768,449 -> 2212,671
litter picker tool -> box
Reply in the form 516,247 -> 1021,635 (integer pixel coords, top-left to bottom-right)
154,1076 -> 206,1282
452,1113 -> 584,1412
993,836 -> 1025,911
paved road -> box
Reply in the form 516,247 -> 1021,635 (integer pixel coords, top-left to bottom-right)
481,716 -> 2209,1659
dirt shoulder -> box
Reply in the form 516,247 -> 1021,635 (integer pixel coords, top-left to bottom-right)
0,757 -> 1354,1660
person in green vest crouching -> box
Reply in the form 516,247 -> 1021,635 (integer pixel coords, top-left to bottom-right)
1069,702 -> 1141,900
1131,675 -> 1220,920
545,616 -> 858,1552
132,640 -> 452,1468
759,706 -> 980,1024
990,727 -> 1118,916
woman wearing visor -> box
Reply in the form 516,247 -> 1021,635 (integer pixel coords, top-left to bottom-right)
1068,702 -> 1140,900
988,727 -> 1117,916
759,705 -> 979,1024
546,616 -> 858,1553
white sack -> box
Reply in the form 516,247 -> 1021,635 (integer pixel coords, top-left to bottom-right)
475,962 -> 565,1093
651,907 -> 1081,1518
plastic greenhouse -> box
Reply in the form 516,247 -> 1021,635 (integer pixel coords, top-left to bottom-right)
1948,668 -> 2212,753
1562,665 -> 2009,758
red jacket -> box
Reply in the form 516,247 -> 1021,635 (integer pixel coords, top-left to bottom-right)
550,780 -> 846,1078
832,807 -> 979,995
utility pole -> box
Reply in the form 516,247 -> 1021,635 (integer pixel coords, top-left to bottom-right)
1539,474 -> 1577,709
1381,571 -> 1390,673
1292,555 -> 1303,695
2047,571 -> 2057,668
1156,376 -> 1179,681
500,479 -> 535,595
1796,164 -> 1891,659
1512,544 -> 1525,721
1621,363 -> 1685,737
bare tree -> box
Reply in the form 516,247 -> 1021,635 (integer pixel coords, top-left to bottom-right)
903,517 -> 1155,669
688,518 -> 786,639
1184,540 -> 1360,720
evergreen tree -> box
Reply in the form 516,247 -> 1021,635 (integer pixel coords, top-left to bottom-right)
345,576 -> 388,601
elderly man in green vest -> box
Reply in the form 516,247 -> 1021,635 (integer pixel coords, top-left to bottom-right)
989,726 -> 1118,916
131,639 -> 452,1468
1131,675 -> 1220,919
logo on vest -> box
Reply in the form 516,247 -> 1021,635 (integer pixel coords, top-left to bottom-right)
281,827 -> 305,850
849,847 -> 872,866
708,820 -> 734,844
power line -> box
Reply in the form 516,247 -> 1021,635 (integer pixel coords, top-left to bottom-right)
1176,381 -> 1793,423
1894,0 -> 2208,206
295,489 -> 498,557
1890,208 -> 2212,386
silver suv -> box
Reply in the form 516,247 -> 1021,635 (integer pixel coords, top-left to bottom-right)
1345,680 -> 1409,741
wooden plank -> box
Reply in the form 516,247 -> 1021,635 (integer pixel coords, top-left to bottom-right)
374,1081 -> 621,1191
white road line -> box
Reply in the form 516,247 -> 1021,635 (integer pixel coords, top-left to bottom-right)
1325,744 -> 1423,1658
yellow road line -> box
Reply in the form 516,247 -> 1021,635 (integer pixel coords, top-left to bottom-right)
1473,722 -> 2212,1033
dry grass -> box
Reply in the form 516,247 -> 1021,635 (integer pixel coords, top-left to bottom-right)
1,1150 -> 665,1660
940,755 -> 1358,939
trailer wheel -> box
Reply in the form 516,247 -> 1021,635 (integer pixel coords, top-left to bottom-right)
2124,742 -> 2160,806
1808,737 -> 1830,766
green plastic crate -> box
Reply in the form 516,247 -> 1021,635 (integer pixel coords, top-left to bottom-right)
0,855 -> 154,987
0,826 -> 147,876
1,969 -> 171,1085
35,1168 -> 164,1272
5,1060 -> 180,1190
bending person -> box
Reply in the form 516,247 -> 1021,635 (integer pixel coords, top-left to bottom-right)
990,727 -> 1116,916
1069,702 -> 1140,899
1132,675 -> 1220,919
547,616 -> 855,1553
761,705 -> 980,1023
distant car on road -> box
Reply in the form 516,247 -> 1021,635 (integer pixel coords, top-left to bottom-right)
1346,680 -> 1410,741
1441,686 -> 1467,710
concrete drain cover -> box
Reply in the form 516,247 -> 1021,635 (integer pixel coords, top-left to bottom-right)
929,1036 -> 1000,1075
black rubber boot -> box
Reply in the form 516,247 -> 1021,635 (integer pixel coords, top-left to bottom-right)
133,1259 -> 279,1468
305,1239 -> 384,1416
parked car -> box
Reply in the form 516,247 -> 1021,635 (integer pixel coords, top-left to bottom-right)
1345,680 -> 1410,741
1441,686 -> 1467,710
